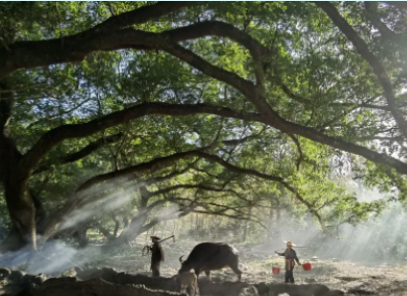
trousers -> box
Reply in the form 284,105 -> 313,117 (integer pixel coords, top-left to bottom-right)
151,262 -> 161,277
285,270 -> 294,283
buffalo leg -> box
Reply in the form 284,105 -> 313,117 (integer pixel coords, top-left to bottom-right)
180,284 -> 187,295
194,281 -> 200,296
194,268 -> 200,278
230,262 -> 242,281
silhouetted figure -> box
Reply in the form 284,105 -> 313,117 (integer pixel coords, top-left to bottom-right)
275,240 -> 301,283
150,236 -> 164,277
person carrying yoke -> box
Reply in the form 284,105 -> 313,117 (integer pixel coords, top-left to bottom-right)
275,240 -> 301,283
149,235 -> 165,277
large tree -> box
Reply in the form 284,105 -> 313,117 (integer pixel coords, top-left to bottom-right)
0,1 -> 405,252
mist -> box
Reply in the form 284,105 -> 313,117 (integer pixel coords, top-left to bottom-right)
0,176 -> 186,276
270,188 -> 407,266
0,177 -> 138,275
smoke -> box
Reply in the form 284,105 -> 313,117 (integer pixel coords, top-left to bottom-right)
0,177 -> 186,275
0,238 -> 92,275
0,177 -> 144,275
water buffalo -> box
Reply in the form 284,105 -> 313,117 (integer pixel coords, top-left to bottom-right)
178,242 -> 242,281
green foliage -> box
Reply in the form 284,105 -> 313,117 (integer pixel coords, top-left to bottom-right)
1,1 -> 406,245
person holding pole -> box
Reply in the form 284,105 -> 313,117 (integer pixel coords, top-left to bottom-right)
149,236 -> 165,277
275,240 -> 301,284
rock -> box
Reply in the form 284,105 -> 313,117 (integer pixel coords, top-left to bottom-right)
34,278 -> 186,296
310,256 -> 319,262
22,273 -> 47,285
332,258 -> 339,262
0,267 -> 11,280
238,286 -> 259,296
304,278 -> 318,283
347,287 -> 376,295
8,270 -> 25,283
323,290 -> 345,296
335,276 -> 360,282
61,268 -> 77,277
254,283 -> 330,296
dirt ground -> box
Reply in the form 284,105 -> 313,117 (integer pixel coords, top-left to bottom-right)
79,239 -> 407,296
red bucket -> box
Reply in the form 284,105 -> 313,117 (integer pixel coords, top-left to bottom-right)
302,261 -> 312,271
272,263 -> 281,274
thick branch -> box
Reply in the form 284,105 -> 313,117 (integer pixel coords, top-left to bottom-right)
92,2 -> 195,33
3,19 -> 407,174
158,25 -> 407,174
19,102 -> 262,182
89,148 -> 326,229
34,133 -> 123,174
314,1 -> 407,139
75,150 -> 200,192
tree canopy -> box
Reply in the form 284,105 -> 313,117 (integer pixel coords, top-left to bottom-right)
0,1 -> 406,252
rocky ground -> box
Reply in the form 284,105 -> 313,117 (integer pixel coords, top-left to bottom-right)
86,239 -> 407,296
1,238 -> 407,295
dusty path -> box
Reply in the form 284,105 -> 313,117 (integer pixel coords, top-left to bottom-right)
84,240 -> 407,296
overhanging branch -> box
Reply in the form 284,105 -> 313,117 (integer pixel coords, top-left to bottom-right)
3,16 -> 407,175
34,133 -> 123,174
74,146 -> 326,229
314,1 -> 407,139
19,102 -> 262,181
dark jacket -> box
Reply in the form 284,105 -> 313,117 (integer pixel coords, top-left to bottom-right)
277,248 -> 300,271
150,242 -> 165,264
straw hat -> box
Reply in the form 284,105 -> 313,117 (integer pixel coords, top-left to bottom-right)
284,240 -> 296,247
150,236 -> 160,240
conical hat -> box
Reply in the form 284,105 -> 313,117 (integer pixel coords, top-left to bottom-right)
284,240 -> 296,246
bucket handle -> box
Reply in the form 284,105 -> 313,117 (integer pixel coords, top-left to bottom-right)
302,260 -> 310,263
272,263 -> 280,267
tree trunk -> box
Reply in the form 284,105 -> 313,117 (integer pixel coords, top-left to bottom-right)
123,217 -> 129,230
104,211 -> 148,249
195,213 -> 199,234
243,206 -> 252,242
112,215 -> 120,238
72,227 -> 88,248
275,199 -> 281,243
1,180 -> 36,252
0,83 -> 37,252
30,190 -> 47,229
267,204 -> 273,241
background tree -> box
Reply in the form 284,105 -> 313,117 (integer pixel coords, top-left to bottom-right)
0,1 -> 405,253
